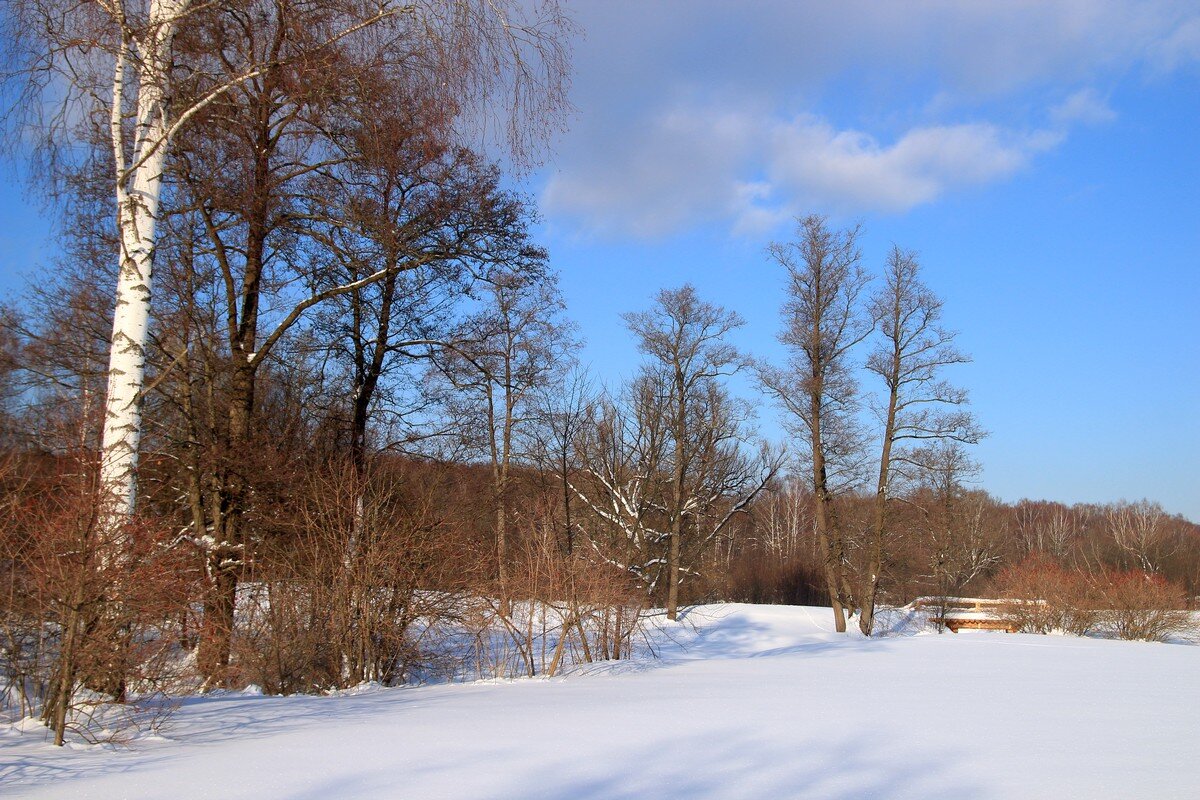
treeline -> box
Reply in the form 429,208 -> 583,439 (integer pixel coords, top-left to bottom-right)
724,485 -> 1200,608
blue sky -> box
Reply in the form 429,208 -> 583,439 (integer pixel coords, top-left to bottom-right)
534,1 -> 1200,520
1,1 -> 1197,519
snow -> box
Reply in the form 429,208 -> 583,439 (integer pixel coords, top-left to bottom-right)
4,603 -> 1198,799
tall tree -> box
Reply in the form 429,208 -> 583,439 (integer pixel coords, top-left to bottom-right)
571,369 -> 778,614
4,0 -> 396,532
1106,500 -> 1177,574
532,368 -> 596,556
569,378 -> 670,592
914,441 -> 1001,600
623,285 -> 767,621
141,0 -> 572,682
858,247 -> 982,635
3,0 -> 573,534
757,216 -> 871,633
306,95 -> 546,475
428,270 -> 578,604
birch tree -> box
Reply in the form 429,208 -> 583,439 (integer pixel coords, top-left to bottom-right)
5,1 -> 380,533
6,0 -> 196,531
1106,500 -> 1177,574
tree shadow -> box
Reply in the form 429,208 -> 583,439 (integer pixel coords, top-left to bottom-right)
279,728 -> 985,800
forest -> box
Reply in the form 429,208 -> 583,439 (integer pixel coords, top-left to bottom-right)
0,0 -> 1196,748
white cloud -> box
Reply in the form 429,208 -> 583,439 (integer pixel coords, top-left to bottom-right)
1051,89 -> 1118,127
542,106 -> 759,237
540,1 -> 1199,238
542,108 -> 1062,236
566,1 -> 1200,108
765,118 -> 1058,214
1150,15 -> 1200,71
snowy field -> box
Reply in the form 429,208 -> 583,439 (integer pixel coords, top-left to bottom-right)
4,603 -> 1198,799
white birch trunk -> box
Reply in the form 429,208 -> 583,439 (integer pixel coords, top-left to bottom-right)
99,0 -> 189,525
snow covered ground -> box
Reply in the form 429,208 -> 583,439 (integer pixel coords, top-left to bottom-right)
4,603 -> 1198,799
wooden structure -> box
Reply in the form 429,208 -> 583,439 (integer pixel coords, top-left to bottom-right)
913,597 -> 1021,633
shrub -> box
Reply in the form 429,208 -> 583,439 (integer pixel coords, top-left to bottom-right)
995,555 -> 1098,635
1094,570 -> 1193,642
996,557 -> 1195,642
1,454 -> 195,744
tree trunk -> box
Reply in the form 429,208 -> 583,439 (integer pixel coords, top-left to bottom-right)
666,375 -> 687,622
43,577 -> 87,746
194,85 -> 271,681
860,380 -> 898,636
197,562 -> 237,684
810,394 -> 847,632
562,448 -> 574,555
666,516 -> 682,621
99,1 -> 188,528
196,356 -> 255,683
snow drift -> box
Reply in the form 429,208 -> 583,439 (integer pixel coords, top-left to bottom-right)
4,603 -> 1198,799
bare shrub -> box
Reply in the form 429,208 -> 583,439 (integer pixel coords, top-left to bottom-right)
230,459 -> 478,693
0,451 -> 194,744
997,557 -> 1195,642
1094,570 -> 1193,642
469,498 -> 646,680
996,555 -> 1098,635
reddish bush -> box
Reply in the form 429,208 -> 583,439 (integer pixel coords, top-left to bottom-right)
1,453 -> 195,744
996,557 -> 1194,642
996,555 -> 1098,635
1093,570 -> 1192,642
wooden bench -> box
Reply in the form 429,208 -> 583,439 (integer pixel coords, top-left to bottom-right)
913,597 -> 1022,633
931,613 -> 1020,633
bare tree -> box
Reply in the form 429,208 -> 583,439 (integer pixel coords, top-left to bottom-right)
427,270 -> 578,605
531,368 -> 597,556
131,0 -> 574,683
569,379 -> 670,591
1012,500 -> 1081,560
858,247 -> 983,635
305,95 -> 549,474
757,216 -> 871,632
623,286 -> 748,620
3,0 -> 574,533
571,369 -> 778,616
913,441 -> 1002,604
1106,499 -> 1177,574
755,475 -> 813,562
4,1 -> 387,532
